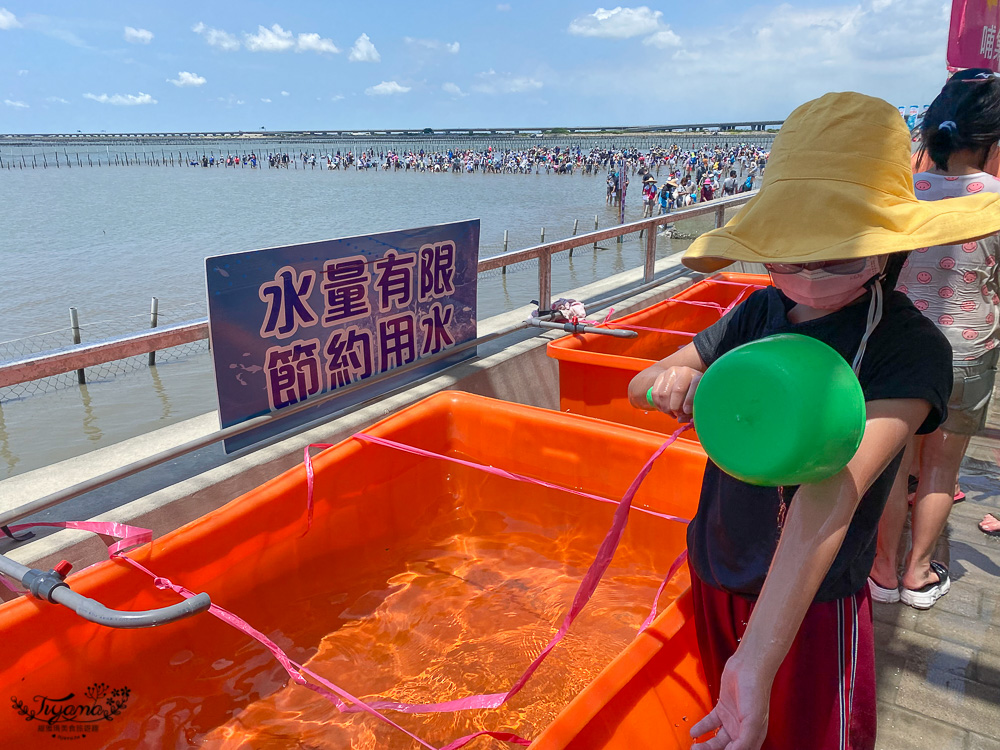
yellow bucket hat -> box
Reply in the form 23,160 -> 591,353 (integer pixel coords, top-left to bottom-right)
682,92 -> 1000,273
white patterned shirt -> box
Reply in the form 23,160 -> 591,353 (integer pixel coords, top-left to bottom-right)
896,171 -> 1000,362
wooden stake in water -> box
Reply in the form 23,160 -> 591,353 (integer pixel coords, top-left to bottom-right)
70,308 -> 85,385
594,215 -> 599,249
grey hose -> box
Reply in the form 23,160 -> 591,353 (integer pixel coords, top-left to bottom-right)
0,553 -> 211,629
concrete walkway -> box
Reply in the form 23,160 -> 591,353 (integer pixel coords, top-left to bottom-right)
873,431 -> 1000,748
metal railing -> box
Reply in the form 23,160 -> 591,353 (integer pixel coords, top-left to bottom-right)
0,192 -> 756,390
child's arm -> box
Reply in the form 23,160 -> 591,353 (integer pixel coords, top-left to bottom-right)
690,397 -> 930,750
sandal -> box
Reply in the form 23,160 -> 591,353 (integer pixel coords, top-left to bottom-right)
867,576 -> 900,604
900,562 -> 950,610
979,514 -> 1000,537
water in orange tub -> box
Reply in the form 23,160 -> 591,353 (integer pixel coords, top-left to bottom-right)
0,393 -> 704,749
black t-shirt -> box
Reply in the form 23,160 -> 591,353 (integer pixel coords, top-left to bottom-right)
689,286 -> 952,601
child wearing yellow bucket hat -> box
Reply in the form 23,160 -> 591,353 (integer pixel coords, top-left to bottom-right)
628,91 -> 1000,750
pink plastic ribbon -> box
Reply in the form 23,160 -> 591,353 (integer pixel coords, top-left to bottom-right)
703,279 -> 768,289
639,549 -> 689,633
568,307 -> 615,327
6,520 -> 153,556
664,298 -> 729,315
329,435 -> 690,526
118,555 -> 461,750
597,281 -> 758,337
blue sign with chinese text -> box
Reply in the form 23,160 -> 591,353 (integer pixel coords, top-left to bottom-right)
206,220 -> 479,452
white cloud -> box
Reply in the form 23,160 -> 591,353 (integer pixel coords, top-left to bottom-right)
216,94 -> 244,106
193,22 -> 240,51
643,28 -> 681,47
245,23 -> 295,52
83,92 -> 157,106
570,0 -> 949,120
261,97 -> 272,103
296,32 -> 338,54
17,68 -> 27,76
405,37 -> 460,53
0,8 -> 20,29
123,26 -> 153,44
4,99 -> 28,108
365,80 -> 410,95
281,90 -> 290,96
45,96 -> 69,104
497,3 -> 511,10
241,24 -> 339,54
349,33 -> 380,62
442,82 -> 466,96
331,94 -> 345,101
568,6 -> 663,38
471,69 -> 543,94
167,71 -> 206,87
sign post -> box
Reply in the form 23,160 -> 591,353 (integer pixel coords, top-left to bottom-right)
206,220 -> 480,452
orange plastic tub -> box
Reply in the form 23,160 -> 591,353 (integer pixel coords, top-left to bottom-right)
533,588 -> 711,750
547,273 -> 771,436
0,392 -> 709,749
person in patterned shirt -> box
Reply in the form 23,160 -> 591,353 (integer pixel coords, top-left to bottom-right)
872,69 -> 1000,609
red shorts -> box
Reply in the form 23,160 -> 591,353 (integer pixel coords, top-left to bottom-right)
691,571 -> 876,750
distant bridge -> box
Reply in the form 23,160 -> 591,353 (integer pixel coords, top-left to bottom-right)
0,121 -> 783,143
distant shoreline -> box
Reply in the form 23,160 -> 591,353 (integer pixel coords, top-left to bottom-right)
0,126 -> 780,147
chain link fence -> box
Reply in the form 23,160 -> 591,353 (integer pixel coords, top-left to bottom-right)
0,302 -> 209,402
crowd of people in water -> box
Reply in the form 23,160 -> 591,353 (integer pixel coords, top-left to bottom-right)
606,143 -> 769,213
187,142 -> 770,213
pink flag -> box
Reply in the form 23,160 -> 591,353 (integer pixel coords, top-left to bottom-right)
948,0 -> 1000,72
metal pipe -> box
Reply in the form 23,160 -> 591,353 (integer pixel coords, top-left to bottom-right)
0,554 -> 211,628
526,318 -> 638,337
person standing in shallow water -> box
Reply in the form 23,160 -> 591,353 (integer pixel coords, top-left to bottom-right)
630,92 -> 1000,750
871,69 -> 1000,605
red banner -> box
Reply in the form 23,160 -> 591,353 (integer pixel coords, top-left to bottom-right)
948,0 -> 1000,71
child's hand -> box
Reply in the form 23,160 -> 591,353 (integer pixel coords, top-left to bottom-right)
690,653 -> 771,750
646,366 -> 702,422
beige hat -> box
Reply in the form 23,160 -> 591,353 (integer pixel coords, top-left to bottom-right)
682,92 -> 1000,273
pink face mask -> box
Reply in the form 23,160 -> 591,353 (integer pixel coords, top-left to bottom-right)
770,257 -> 882,310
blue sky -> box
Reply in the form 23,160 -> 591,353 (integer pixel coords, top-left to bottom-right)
1,1 -> 952,133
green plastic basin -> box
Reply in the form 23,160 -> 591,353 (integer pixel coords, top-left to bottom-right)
692,333 -> 866,486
